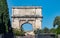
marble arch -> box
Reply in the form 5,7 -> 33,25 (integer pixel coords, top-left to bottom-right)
11,6 -> 43,35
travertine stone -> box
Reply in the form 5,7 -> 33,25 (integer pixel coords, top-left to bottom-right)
11,6 -> 43,35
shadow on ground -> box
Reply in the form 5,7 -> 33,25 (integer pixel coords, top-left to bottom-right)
2,28 -> 14,38
2,32 -> 14,38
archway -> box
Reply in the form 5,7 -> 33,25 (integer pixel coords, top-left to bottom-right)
12,6 -> 42,35
21,23 -> 33,31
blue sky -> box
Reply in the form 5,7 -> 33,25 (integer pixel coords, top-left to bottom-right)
22,23 -> 33,31
7,0 -> 60,29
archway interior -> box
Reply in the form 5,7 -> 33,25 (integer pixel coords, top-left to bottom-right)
22,23 -> 33,31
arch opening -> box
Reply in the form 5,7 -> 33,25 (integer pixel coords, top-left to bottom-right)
21,23 -> 33,31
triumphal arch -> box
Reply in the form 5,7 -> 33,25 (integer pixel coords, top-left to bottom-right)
11,6 -> 42,35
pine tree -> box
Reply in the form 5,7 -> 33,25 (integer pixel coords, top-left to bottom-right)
0,0 -> 11,33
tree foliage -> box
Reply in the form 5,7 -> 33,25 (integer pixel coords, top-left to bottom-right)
43,27 -> 50,33
13,28 -> 25,36
34,27 -> 54,34
53,16 -> 60,27
0,0 -> 11,33
53,16 -> 60,34
34,29 -> 44,34
50,28 -> 57,33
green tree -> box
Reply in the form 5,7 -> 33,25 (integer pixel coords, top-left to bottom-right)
53,16 -> 60,34
43,27 -> 50,33
50,28 -> 57,33
34,29 -> 43,34
13,28 -> 25,36
53,16 -> 60,27
0,0 -> 11,33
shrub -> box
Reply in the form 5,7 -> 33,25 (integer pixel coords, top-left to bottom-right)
34,29 -> 43,34
13,28 -> 25,36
